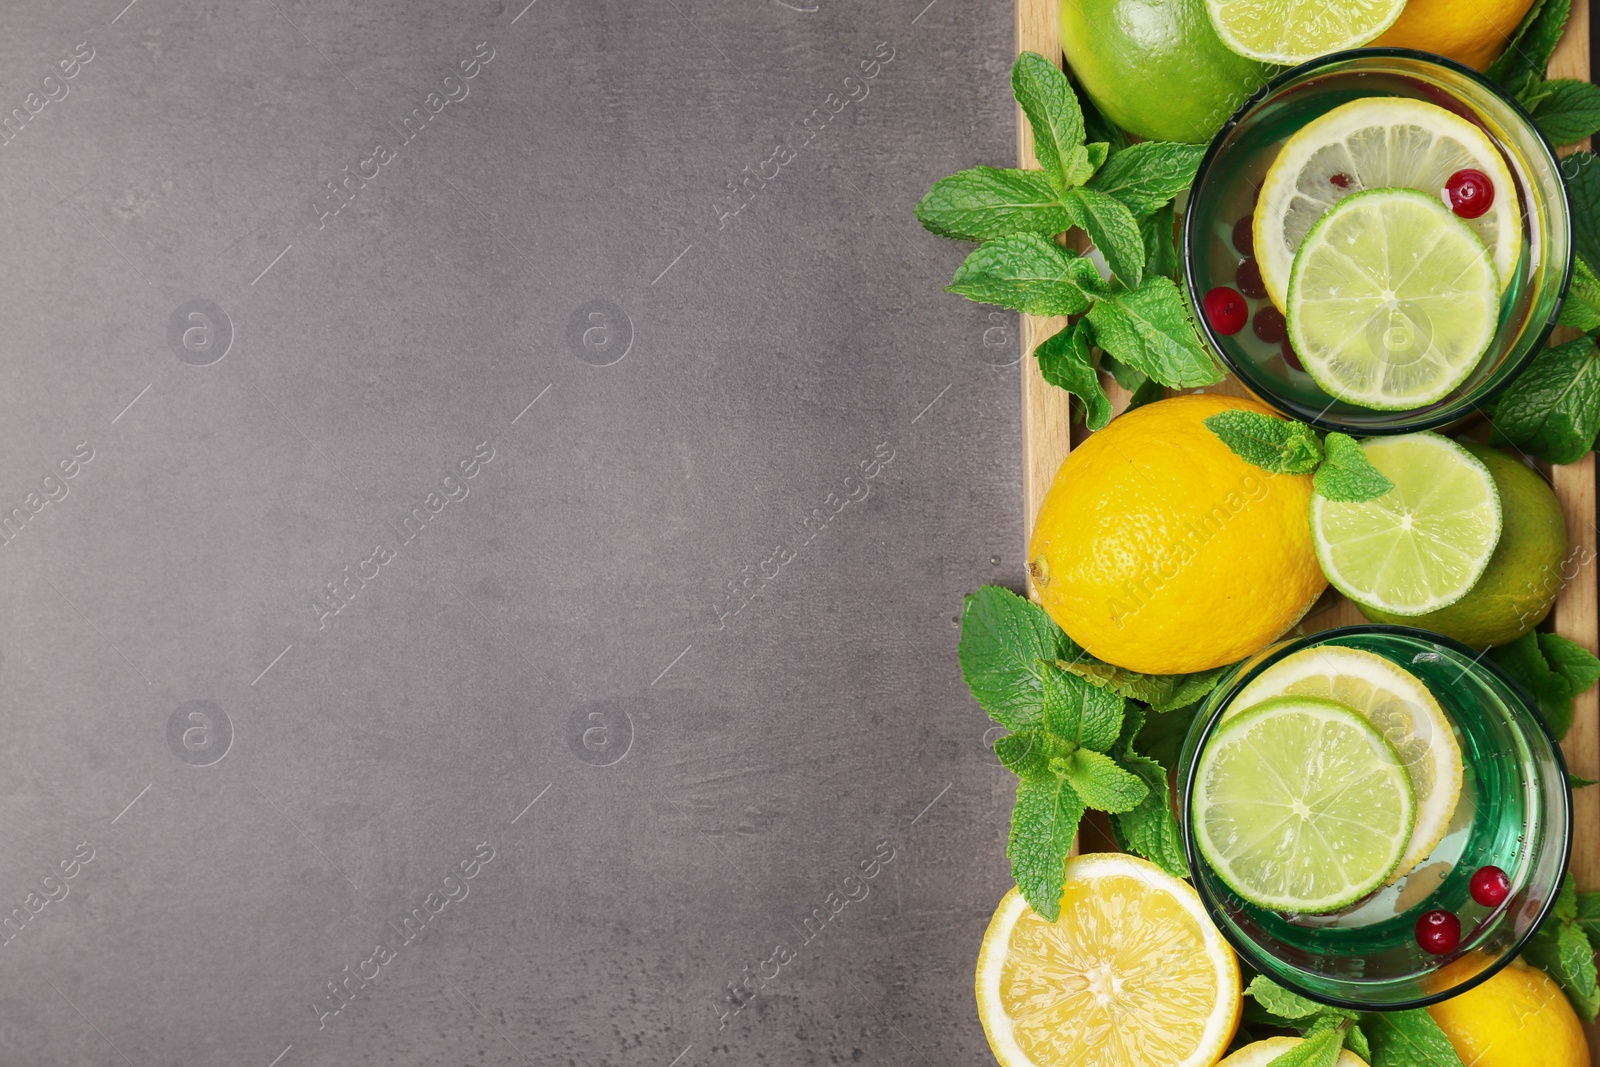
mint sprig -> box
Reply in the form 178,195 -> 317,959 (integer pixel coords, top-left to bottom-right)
1203,411 -> 1393,503
1314,432 -> 1396,502
958,586 -> 1200,916
1488,630 -> 1600,740
1490,337 -> 1600,465
1522,874 -> 1600,1020
916,51 -> 1221,415
1245,977 -> 1456,1067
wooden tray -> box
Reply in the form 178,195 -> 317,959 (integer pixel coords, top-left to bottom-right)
1016,0 -> 1598,1043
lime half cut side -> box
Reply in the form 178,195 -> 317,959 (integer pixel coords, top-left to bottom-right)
1311,433 -> 1502,616
1203,0 -> 1404,64
1193,696 -> 1416,914
1287,188 -> 1500,411
1229,646 -> 1463,882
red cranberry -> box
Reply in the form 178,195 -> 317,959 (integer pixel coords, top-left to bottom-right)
1281,341 -> 1303,371
1231,215 -> 1254,255
1203,287 -> 1248,335
1416,909 -> 1461,955
1253,305 -> 1287,344
1236,258 -> 1267,299
1470,866 -> 1510,907
1330,173 -> 1351,189
1444,169 -> 1495,219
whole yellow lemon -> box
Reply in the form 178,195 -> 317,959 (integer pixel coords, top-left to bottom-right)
1027,394 -> 1324,675
1427,958 -> 1590,1067
1371,0 -> 1539,71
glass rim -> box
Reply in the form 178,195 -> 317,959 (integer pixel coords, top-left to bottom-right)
1181,47 -> 1574,437
1177,623 -> 1574,1012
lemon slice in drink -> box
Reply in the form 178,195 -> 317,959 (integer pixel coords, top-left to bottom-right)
1194,696 -> 1416,913
1287,188 -> 1499,409
1255,97 -> 1521,313
1204,0 -> 1404,64
1311,433 -> 1502,616
1230,646 -> 1463,882
976,854 -> 1241,1067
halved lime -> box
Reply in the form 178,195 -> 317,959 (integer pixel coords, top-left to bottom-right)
1204,0 -> 1404,64
1287,188 -> 1500,410
1310,433 -> 1502,616
1193,696 -> 1416,913
1229,646 -> 1463,882
1255,97 -> 1522,312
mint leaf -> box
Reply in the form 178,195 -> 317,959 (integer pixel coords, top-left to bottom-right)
1204,410 -> 1322,474
1363,1008 -> 1466,1067
1490,337 -> 1600,465
1062,748 -> 1147,813
1314,432 -> 1394,502
1263,1029 -> 1343,1067
1343,1022 -> 1371,1063
1133,702 -> 1200,770
1490,630 -> 1575,739
1007,774 -> 1085,921
1563,152 -> 1600,280
1041,662 -> 1125,752
1141,201 -> 1177,281
1533,78 -> 1600,146
1036,321 -> 1113,431
1576,891 -> 1600,937
1246,976 -> 1325,1020
947,234 -> 1098,316
1064,187 -> 1145,286
916,167 -> 1074,241
1109,737 -> 1187,876
1540,632 -> 1600,698
1086,276 -> 1224,388
1487,0 -> 1567,88
1061,658 -> 1227,712
1559,257 -> 1600,334
1012,51 -> 1090,194
1572,772 -> 1600,788
993,730 -> 1050,777
959,586 -> 1081,731
1522,876 -> 1599,1021
1086,141 -> 1207,218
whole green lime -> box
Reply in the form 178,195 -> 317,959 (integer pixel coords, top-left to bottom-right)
1060,0 -> 1273,144
1362,444 -> 1568,649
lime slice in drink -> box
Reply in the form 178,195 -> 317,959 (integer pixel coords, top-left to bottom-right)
1255,97 -> 1521,313
1230,646 -> 1463,881
1287,188 -> 1500,410
1310,433 -> 1502,616
1203,0 -> 1404,64
1193,696 -> 1416,913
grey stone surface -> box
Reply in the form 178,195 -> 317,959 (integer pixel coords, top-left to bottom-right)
0,0 -> 1025,1063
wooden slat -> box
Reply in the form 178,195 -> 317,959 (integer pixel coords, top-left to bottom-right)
1546,3 -> 1597,1049
1015,2 -> 1074,573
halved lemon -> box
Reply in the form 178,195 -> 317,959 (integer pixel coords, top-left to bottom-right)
1254,97 -> 1521,312
1229,646 -> 1464,882
976,854 -> 1241,1067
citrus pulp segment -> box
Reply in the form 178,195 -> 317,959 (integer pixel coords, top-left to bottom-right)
1230,646 -> 1463,881
1287,188 -> 1500,410
976,854 -> 1241,1067
1193,696 -> 1416,913
1204,0 -> 1405,64
1254,97 -> 1521,312
1310,433 -> 1503,616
